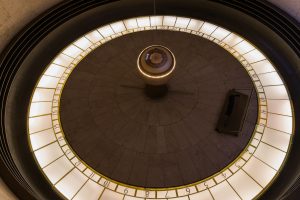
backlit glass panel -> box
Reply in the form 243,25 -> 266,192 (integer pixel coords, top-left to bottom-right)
27,16 -> 294,200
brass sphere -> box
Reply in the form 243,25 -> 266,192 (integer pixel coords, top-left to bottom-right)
137,45 -> 176,85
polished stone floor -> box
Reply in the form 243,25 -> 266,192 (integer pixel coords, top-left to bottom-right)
60,30 -> 257,187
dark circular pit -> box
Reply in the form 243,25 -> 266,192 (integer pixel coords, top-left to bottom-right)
60,30 -> 258,188
144,84 -> 169,99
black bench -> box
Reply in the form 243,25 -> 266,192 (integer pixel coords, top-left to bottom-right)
216,89 -> 250,136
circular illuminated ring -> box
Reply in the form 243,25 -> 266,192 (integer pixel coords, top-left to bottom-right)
27,16 -> 294,200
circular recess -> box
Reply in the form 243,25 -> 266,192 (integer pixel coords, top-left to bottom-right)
60,30 -> 256,188
27,16 -> 294,200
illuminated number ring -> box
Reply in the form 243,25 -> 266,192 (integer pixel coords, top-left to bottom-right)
27,16 -> 294,200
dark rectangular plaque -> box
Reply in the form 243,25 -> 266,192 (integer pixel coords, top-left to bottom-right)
216,89 -> 250,136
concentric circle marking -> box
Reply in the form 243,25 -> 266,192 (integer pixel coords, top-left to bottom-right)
28,16 -> 294,200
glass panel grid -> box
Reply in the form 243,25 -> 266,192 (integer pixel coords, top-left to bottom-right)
27,16 -> 294,200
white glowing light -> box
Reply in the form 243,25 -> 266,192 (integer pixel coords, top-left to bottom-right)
27,16 -> 293,200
